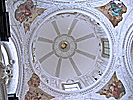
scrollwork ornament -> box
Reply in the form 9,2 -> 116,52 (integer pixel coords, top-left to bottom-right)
0,62 -> 13,84
0,62 -> 5,81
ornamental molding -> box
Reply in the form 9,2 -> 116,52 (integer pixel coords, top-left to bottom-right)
6,0 -> 133,100
10,36 -> 25,99
7,0 -> 110,8
118,9 -> 133,93
22,4 -> 116,100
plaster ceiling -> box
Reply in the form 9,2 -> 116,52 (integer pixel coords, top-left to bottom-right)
2,0 -> 133,99
34,11 -> 108,81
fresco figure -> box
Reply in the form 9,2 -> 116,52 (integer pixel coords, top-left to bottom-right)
97,72 -> 126,99
108,2 -> 122,16
25,73 -> 54,100
15,0 -> 46,33
96,0 -> 127,27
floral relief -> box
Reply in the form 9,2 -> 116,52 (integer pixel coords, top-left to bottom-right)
97,72 -> 126,99
15,0 -> 46,33
25,73 -> 55,100
96,0 -> 127,27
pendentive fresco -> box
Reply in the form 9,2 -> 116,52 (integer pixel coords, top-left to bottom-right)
25,73 -> 55,100
96,0 -> 127,27
97,72 -> 126,99
15,0 -> 46,33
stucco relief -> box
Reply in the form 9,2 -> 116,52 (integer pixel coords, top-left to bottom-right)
0,61 -> 14,85
96,0 -> 127,27
25,73 -> 55,100
0,62 -> 6,81
15,0 -> 46,33
97,72 -> 126,99
25,2 -> 116,99
8,0 -> 117,99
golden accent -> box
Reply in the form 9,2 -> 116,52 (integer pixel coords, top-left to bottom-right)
61,43 -> 67,49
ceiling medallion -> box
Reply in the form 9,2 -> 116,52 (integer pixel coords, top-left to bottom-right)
53,34 -> 77,59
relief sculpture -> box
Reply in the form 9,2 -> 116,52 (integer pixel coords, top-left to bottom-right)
25,73 -> 55,100
15,0 -> 46,33
96,0 -> 127,27
97,72 -> 126,99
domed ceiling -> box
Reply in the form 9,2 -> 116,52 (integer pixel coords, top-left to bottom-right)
30,9 -> 113,91
34,12 -> 103,79
5,0 -> 133,100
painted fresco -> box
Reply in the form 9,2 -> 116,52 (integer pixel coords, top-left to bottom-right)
97,72 -> 126,99
25,73 -> 55,100
15,0 -> 46,33
96,0 -> 127,27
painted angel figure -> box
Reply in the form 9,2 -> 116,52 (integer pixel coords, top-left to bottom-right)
108,2 -> 122,16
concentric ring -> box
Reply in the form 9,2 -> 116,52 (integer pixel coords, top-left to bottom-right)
53,34 -> 77,59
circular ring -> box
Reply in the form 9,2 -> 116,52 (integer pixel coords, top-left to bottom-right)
53,34 -> 77,59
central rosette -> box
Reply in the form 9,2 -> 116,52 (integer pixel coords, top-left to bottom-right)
61,42 -> 67,49
59,41 -> 70,52
53,34 -> 77,59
